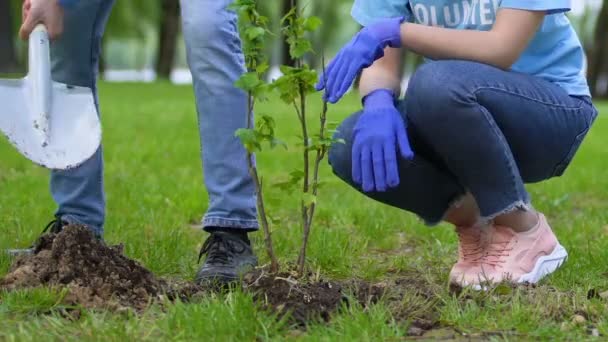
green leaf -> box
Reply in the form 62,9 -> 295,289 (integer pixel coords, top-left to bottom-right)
274,169 -> 304,191
272,75 -> 299,104
302,193 -> 317,206
235,128 -> 262,152
257,62 -> 270,75
257,115 -> 275,138
292,40 -> 313,59
245,27 -> 265,40
303,16 -> 322,32
235,72 -> 261,91
298,68 -> 319,93
279,65 -> 296,75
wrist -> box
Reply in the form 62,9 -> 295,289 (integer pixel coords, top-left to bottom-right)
388,16 -> 406,48
369,16 -> 405,49
363,89 -> 396,109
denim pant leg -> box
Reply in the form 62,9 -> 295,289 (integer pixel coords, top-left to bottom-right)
405,61 -> 598,221
329,108 -> 467,225
49,0 -> 114,236
180,0 -> 258,231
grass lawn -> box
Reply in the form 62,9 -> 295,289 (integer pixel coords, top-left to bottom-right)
1,81 -> 607,340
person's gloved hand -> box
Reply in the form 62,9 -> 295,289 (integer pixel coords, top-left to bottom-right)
19,0 -> 65,40
352,89 -> 414,192
316,17 -> 405,103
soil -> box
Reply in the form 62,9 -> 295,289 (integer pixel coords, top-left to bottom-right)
0,225 -> 444,336
0,225 -> 165,310
242,271 -> 345,326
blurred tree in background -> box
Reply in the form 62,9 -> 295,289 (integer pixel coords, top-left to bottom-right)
1,0 -> 606,97
0,0 -> 19,72
588,0 -> 608,97
156,0 -> 180,79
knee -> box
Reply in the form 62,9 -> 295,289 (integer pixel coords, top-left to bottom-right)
328,112 -> 361,181
406,61 -> 482,127
181,9 -> 238,49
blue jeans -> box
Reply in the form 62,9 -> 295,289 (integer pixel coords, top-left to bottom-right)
50,0 -> 114,236
180,0 -> 257,231
50,0 -> 258,235
329,61 -> 598,225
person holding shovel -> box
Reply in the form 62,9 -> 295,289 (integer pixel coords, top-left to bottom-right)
17,0 -> 258,284
321,0 -> 598,287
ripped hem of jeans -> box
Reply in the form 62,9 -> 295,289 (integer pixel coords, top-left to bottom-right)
478,200 -> 532,223
423,196 -> 531,227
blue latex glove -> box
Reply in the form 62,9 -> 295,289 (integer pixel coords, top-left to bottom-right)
352,89 -> 414,192
316,17 -> 404,103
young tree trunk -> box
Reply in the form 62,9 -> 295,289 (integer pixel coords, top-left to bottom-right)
587,0 -> 608,98
280,0 -> 296,67
155,0 -> 180,79
0,3 -> 20,73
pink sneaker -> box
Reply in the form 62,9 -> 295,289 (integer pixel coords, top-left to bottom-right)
463,213 -> 567,287
449,223 -> 489,285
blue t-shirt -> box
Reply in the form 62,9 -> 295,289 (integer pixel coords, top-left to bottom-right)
352,0 -> 590,96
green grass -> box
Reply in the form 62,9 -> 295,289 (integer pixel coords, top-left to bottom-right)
0,82 -> 607,340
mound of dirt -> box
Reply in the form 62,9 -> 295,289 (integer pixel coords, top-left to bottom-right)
243,271 -> 345,326
0,225 -> 163,310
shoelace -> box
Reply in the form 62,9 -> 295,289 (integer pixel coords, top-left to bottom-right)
42,217 -> 65,234
198,234 -> 246,265
457,230 -> 484,261
481,238 -> 516,268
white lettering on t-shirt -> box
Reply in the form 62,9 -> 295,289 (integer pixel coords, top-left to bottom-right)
414,3 -> 430,25
410,0 -> 498,28
430,6 -> 439,26
480,0 -> 493,25
444,3 -> 462,27
470,0 -> 479,25
462,1 -> 472,25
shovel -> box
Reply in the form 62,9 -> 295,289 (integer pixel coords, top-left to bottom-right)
0,24 -> 101,170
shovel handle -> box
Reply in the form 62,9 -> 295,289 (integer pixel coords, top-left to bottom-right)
31,24 -> 48,35
28,24 -> 52,147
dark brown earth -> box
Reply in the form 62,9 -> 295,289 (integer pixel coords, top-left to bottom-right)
0,225 -> 164,310
243,270 -> 345,326
0,225 -> 443,335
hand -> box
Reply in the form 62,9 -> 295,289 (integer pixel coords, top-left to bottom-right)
352,89 -> 414,192
316,17 -> 404,103
19,0 -> 64,40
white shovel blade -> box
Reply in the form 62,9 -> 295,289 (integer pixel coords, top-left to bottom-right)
0,78 -> 101,170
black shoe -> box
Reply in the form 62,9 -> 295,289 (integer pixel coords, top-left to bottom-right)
195,231 -> 258,284
5,216 -> 68,257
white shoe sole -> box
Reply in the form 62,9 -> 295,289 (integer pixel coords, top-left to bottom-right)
517,243 -> 568,284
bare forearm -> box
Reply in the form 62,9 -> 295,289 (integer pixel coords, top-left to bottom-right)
400,24 -> 512,69
400,9 -> 544,69
359,47 -> 402,97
